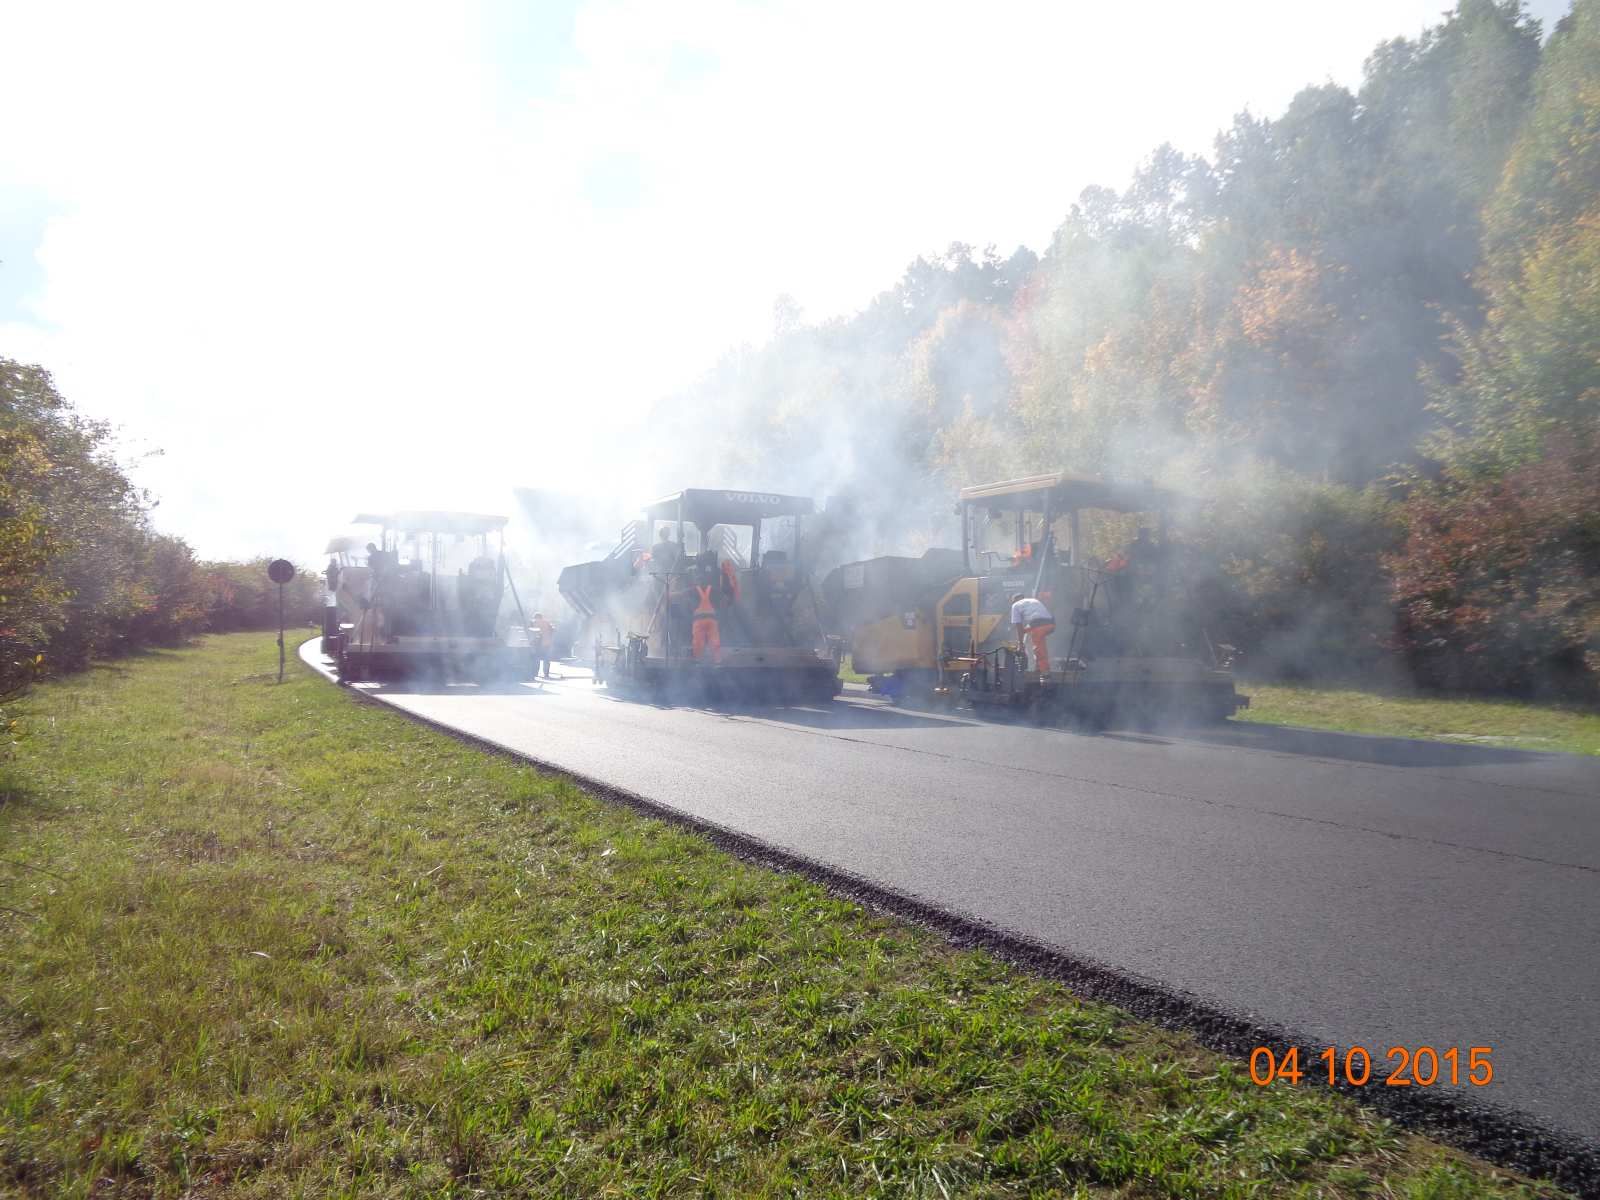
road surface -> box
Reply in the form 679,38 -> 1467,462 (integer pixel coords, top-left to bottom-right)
300,639 -> 1600,1165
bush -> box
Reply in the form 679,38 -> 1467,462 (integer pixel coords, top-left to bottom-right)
1181,469 -> 1405,681
1388,440 -> 1600,696
203,560 -> 323,632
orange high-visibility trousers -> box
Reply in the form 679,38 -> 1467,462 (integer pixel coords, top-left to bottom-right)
692,617 -> 721,663
1025,621 -> 1055,673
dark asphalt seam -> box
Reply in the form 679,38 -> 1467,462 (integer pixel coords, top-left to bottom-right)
299,648 -> 1599,1194
721,712 -> 1600,876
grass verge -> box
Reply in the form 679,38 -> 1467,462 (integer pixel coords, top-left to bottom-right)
1237,683 -> 1600,756
0,633 -> 1566,1197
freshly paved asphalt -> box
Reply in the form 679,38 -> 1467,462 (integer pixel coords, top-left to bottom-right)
300,639 -> 1600,1154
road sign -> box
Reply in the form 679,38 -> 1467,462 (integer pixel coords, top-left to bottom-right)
267,559 -> 295,680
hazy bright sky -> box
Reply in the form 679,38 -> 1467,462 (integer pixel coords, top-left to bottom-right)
0,0 -> 1572,560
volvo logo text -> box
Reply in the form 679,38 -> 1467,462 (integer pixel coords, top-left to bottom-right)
722,492 -> 784,504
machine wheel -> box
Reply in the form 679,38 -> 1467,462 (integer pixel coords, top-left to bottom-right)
1202,698 -> 1244,725
809,674 -> 841,703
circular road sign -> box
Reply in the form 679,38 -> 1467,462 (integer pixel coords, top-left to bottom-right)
267,558 -> 296,585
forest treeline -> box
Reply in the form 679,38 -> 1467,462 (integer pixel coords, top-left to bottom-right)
663,0 -> 1600,696
0,358 -> 320,711
3,1 -> 1596,703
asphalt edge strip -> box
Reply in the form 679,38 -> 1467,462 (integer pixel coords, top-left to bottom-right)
300,642 -> 1598,1194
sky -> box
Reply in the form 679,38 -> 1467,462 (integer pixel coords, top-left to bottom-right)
0,0 -> 1574,561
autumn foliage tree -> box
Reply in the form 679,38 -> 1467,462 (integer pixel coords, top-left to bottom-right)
10,1 -> 1594,698
658,0 -> 1600,694
1386,1 -> 1600,695
1,359 -> 322,725
1390,442 -> 1600,694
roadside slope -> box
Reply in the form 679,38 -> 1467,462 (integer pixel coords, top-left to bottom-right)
0,634 -> 1570,1197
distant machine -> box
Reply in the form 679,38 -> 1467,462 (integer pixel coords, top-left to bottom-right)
558,489 -> 840,702
821,471 -> 1247,724
323,510 -> 537,684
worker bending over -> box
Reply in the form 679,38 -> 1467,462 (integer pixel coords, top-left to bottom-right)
1010,591 -> 1055,675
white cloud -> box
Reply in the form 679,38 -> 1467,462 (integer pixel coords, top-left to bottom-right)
0,0 -> 1535,560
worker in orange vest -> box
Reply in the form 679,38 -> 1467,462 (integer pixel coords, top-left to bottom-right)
691,570 -> 723,664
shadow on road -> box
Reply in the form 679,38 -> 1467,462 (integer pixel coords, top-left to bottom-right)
1176,720 -> 1545,767
590,691 -> 972,731
313,636 -> 1560,769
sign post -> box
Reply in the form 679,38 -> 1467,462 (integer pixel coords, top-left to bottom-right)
267,559 -> 295,683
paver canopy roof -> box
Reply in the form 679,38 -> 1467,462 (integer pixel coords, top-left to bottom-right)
957,472 -> 1173,514
643,489 -> 815,526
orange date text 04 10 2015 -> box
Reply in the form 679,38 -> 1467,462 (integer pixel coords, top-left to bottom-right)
1248,1045 -> 1494,1088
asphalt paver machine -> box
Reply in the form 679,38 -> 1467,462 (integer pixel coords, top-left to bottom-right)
822,471 -> 1247,723
327,510 -> 537,684
558,489 -> 840,702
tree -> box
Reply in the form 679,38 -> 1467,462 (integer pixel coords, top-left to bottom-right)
0,422 -> 63,701
633,0 -> 1591,693
0,359 -> 148,672
1,358 -> 222,709
1434,0 -> 1600,470
1481,0 -> 1600,294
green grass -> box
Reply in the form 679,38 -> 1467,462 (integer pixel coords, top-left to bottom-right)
0,633 -> 1565,1198
1238,683 -> 1600,756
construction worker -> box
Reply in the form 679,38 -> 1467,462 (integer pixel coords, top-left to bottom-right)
529,611 -> 556,679
650,526 -> 679,575
1106,527 -> 1161,606
1010,591 -> 1055,676
1127,525 -> 1156,562
690,567 -> 722,664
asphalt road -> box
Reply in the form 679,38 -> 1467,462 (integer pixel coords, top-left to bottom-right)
300,639 -> 1600,1156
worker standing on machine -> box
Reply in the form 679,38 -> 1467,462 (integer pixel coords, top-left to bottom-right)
650,526 -> 680,575
1105,526 -> 1160,608
1010,591 -> 1056,676
690,563 -> 723,664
